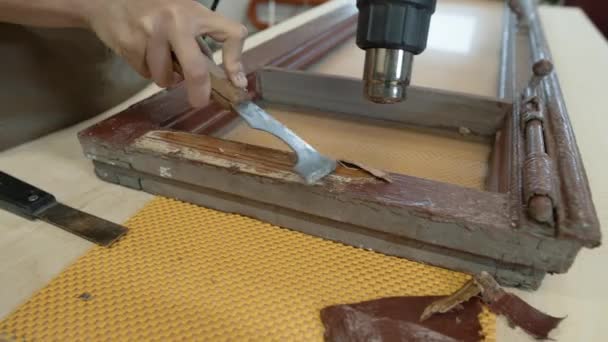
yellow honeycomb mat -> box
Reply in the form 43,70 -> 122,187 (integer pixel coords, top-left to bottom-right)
0,197 -> 495,341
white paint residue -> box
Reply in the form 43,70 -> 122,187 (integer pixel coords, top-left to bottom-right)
159,166 -> 172,178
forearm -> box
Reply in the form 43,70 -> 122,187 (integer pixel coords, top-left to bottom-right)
0,0 -> 91,28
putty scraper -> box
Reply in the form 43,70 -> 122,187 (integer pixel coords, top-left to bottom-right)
0,171 -> 127,246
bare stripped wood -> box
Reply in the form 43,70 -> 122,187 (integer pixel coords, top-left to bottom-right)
258,68 -> 510,137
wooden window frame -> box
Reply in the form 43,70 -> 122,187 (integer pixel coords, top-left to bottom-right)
78,1 -> 601,289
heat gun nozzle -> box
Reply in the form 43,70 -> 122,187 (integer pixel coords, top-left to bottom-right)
363,48 -> 413,104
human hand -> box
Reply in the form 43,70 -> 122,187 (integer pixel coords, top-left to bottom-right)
84,0 -> 248,107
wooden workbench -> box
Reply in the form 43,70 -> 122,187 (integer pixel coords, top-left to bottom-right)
1,0 -> 606,340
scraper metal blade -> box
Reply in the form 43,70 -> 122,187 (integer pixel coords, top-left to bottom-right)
233,101 -> 337,184
172,36 -> 337,184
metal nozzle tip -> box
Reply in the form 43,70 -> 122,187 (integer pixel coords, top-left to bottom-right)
364,82 -> 406,104
363,48 -> 413,104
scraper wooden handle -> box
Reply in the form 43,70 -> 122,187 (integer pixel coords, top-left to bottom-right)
171,37 -> 250,108
206,61 -> 251,106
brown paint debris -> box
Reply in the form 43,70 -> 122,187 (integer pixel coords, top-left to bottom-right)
321,296 -> 483,342
422,272 -> 564,340
476,273 -> 564,340
420,279 -> 481,322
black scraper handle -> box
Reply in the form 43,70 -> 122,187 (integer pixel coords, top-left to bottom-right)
0,171 -> 57,219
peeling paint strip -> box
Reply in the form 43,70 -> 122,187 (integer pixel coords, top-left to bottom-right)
421,272 -> 564,340
420,278 -> 481,321
339,160 -> 393,183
